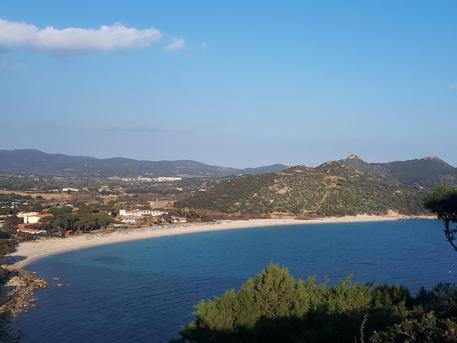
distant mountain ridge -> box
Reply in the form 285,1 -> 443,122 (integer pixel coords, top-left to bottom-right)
374,157 -> 457,188
0,149 -> 288,178
176,154 -> 457,216
1,149 -> 456,189
2,149 -> 456,216
317,154 -> 457,189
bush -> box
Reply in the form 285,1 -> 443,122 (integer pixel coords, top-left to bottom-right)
370,312 -> 457,343
173,264 -> 457,343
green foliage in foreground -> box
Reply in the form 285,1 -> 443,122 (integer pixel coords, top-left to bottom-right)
424,186 -> 457,251
172,264 -> 457,343
424,186 -> 457,215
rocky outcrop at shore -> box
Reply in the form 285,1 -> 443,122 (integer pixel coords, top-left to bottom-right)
0,270 -> 47,317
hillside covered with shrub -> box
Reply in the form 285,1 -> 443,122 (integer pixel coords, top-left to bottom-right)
176,155 -> 442,216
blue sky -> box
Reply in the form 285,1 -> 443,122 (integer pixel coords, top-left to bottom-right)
0,1 -> 456,167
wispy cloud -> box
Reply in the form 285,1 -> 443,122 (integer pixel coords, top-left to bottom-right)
164,37 -> 185,52
4,120 -> 174,134
0,18 -> 162,54
200,41 -> 207,49
97,124 -> 166,133
450,84 -> 457,92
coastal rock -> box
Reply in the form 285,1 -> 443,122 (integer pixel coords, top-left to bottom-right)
0,270 -> 48,317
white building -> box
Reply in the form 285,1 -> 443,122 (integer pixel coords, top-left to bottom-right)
121,218 -> 137,224
154,177 -> 182,182
119,209 -> 168,217
62,187 -> 79,192
17,212 -> 53,224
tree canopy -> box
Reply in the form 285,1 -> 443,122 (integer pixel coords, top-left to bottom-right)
424,186 -> 457,251
172,264 -> 457,343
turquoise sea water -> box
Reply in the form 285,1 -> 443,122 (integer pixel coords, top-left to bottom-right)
13,220 -> 457,342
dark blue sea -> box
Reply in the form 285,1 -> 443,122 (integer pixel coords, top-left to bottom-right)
13,220 -> 457,342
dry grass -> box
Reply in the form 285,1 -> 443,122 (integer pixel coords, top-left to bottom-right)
0,189 -> 72,201
148,200 -> 174,209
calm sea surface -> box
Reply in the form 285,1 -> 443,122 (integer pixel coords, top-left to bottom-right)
13,220 -> 457,342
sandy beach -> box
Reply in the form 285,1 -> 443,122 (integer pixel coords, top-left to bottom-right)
6,214 -> 434,269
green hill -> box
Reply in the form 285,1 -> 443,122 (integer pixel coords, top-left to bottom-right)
376,157 -> 457,188
176,156 -> 427,216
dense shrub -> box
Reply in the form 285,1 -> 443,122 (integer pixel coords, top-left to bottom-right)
173,264 -> 457,343
370,312 -> 457,343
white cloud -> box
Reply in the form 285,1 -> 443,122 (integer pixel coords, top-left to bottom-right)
0,18 -> 162,54
164,37 -> 185,52
200,41 -> 207,49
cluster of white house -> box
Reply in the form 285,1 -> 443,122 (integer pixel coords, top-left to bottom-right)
15,212 -> 52,235
154,177 -> 182,182
118,209 -> 187,224
112,176 -> 182,183
15,209 -> 186,232
62,187 -> 79,192
119,209 -> 167,224
119,209 -> 168,217
17,212 -> 53,224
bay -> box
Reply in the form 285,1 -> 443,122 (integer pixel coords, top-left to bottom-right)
13,220 -> 457,342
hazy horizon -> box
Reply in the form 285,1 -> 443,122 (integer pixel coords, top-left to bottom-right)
1,1 -> 456,167
0,147 -> 454,170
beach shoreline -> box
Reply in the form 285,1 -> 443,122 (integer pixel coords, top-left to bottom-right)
5,214 -> 435,270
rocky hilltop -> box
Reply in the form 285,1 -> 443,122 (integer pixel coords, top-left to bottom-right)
176,155 -> 457,216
